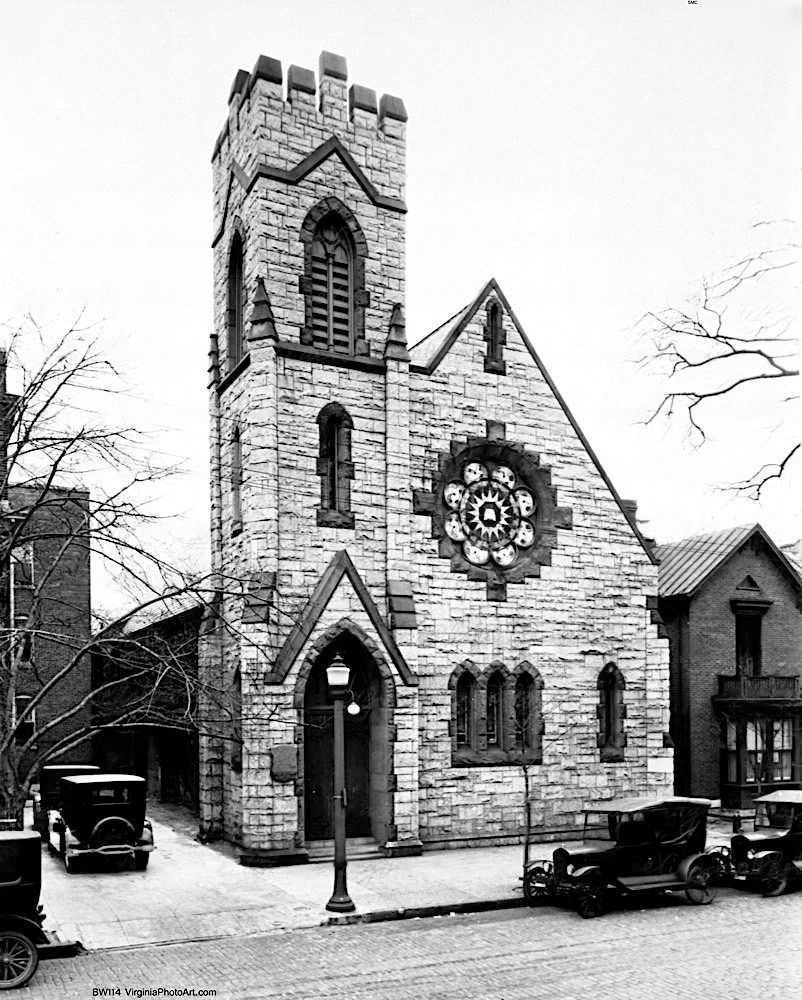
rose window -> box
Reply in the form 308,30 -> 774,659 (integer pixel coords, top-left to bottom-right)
442,462 -> 537,568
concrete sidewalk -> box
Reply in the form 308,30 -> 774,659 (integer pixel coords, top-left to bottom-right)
41,803 -> 735,952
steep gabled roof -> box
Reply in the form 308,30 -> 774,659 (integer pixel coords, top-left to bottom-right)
409,278 -> 657,564
656,523 -> 802,599
270,549 -> 416,685
408,302 -> 473,369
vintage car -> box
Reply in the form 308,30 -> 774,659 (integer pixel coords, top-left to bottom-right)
523,796 -> 716,917
31,764 -> 100,838
0,830 -> 49,989
48,774 -> 154,873
707,789 -> 802,896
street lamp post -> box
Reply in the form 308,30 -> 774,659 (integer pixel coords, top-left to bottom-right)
325,653 -> 355,913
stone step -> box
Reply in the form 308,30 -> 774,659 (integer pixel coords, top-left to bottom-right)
306,837 -> 382,863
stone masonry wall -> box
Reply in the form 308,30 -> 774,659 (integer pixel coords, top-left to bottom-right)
408,303 -> 672,845
208,54 -> 408,849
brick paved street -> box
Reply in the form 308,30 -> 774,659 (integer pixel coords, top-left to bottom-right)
31,888 -> 801,1000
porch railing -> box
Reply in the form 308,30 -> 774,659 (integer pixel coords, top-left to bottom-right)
716,674 -> 801,699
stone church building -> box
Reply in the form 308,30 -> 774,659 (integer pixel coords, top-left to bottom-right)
198,51 -> 673,863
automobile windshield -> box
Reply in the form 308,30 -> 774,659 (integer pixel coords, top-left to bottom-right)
755,802 -> 793,830
582,811 -> 621,841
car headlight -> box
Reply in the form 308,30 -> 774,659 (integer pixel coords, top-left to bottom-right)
746,849 -> 755,861
565,863 -> 575,876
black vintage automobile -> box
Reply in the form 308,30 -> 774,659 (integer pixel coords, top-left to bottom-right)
48,774 -> 154,873
0,830 -> 49,989
707,790 -> 802,896
524,796 -> 717,918
32,764 -> 100,838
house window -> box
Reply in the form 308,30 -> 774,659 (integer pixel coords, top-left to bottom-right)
456,672 -> 476,749
773,719 -> 793,781
483,299 -> 507,374
316,403 -> 354,528
14,695 -> 35,747
300,198 -> 368,356
14,615 -> 32,663
736,614 -> 761,675
597,663 -> 627,762
485,671 -> 504,748
231,427 -> 243,532
230,668 -> 242,773
11,544 -> 34,588
227,232 -> 246,370
725,718 -> 738,784
745,719 -> 763,783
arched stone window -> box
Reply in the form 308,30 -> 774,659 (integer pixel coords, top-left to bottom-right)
231,426 -> 243,533
316,403 -> 355,529
514,663 -> 544,761
300,198 -> 369,356
230,667 -> 242,772
597,663 -> 627,762
485,670 -> 505,749
483,298 -> 506,374
227,231 -> 246,370
456,673 -> 476,749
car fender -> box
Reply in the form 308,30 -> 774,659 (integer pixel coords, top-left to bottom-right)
0,915 -> 49,946
751,849 -> 784,864
676,853 -> 711,883
571,865 -> 605,884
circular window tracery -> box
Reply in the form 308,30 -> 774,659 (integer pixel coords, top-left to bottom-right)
442,461 -> 537,568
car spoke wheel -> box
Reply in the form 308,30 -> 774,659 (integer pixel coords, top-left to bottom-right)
759,857 -> 789,897
685,860 -> 716,905
523,865 -> 552,905
0,931 -> 39,990
575,874 -> 606,919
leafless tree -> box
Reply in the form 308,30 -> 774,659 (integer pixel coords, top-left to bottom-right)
637,223 -> 799,497
0,319 -> 263,824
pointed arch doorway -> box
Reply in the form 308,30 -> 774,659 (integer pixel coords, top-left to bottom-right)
302,632 -> 393,843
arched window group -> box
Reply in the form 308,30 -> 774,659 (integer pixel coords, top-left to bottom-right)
450,661 -> 543,765
450,660 -> 629,766
597,663 -> 627,762
316,402 -> 355,529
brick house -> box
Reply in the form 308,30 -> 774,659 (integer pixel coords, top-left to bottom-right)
198,50 -> 673,862
7,484 -> 92,767
656,524 -> 802,809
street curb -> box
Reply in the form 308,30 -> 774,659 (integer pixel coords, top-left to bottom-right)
325,896 -> 527,926
39,940 -> 85,961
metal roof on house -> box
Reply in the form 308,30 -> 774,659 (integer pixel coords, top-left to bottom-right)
655,524 -> 756,598
656,523 -> 802,599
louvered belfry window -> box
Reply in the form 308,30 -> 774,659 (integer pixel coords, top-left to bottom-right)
310,216 -> 354,354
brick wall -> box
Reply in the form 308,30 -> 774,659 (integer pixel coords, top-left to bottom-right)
685,539 -> 802,796
10,485 -> 92,767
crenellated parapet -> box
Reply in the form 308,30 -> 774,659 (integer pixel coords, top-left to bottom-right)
212,50 -> 406,174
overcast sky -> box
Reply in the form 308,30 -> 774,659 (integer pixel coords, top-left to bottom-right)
1,0 -> 799,604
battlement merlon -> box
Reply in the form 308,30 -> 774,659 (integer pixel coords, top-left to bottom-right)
211,51 -> 407,173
